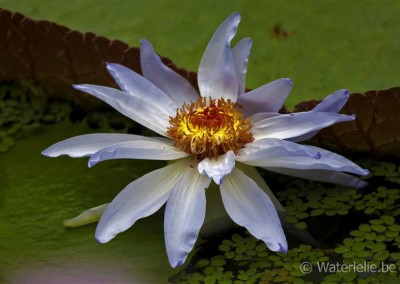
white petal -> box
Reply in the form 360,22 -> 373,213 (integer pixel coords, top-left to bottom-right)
237,138 -> 321,162
88,139 -> 189,167
267,167 -> 368,188
95,158 -> 189,243
252,112 -> 355,140
198,13 -> 240,101
238,78 -> 292,116
289,89 -> 350,142
220,167 -> 287,252
313,89 -> 349,112
164,167 -> 211,267
251,112 -> 281,123
306,146 -> 369,176
140,39 -> 199,105
73,84 -> 170,136
64,204 -> 108,227
232,38 -> 253,95
198,151 -> 235,184
236,163 -> 285,213
42,133 -> 156,158
106,63 -> 178,113
241,145 -> 368,176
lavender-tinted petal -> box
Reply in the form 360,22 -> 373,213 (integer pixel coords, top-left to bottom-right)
266,167 -> 368,188
140,39 -> 199,105
88,140 -> 189,167
237,138 -> 321,161
220,167 -> 287,252
290,89 -> 350,142
238,78 -> 292,116
252,112 -> 355,141
232,38 -> 253,95
198,151 -> 236,184
73,84 -> 170,136
95,158 -> 189,243
164,167 -> 211,267
42,133 -> 157,158
198,13 -> 240,101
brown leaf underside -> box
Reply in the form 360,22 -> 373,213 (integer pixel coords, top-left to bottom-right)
0,8 -> 198,108
1,8 -> 399,159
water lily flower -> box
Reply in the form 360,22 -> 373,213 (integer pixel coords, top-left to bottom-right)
42,13 -> 369,267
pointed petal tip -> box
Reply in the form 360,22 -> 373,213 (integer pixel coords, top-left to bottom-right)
362,169 -> 370,176
242,37 -> 253,44
213,176 -> 224,185
231,12 -> 241,20
95,238 -> 107,244
278,242 -> 288,254
264,239 -> 288,254
170,259 -> 184,268
286,78 -> 293,86
41,149 -> 51,157
72,84 -> 84,91
95,227 -> 116,244
140,38 -> 152,49
87,159 -> 96,168
95,234 -> 108,244
105,62 -> 115,72
225,12 -> 241,29
105,62 -> 123,75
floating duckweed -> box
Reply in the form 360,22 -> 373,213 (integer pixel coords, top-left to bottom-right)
385,231 -> 398,239
374,250 -> 390,261
236,244 -> 247,255
334,245 -> 349,254
343,238 -> 353,247
389,224 -> 400,232
310,209 -> 324,216
365,232 -> 377,241
0,83 -> 74,152
225,251 -> 235,259
350,230 -> 364,237
285,215 -> 298,224
295,222 -> 307,230
174,158 -> 400,283
356,250 -> 372,258
352,242 -> 365,252
324,274 -> 341,282
204,276 -> 216,284
273,275 -> 288,283
340,271 -> 357,281
342,251 -> 355,259
370,219 -> 383,225
195,259 -> 210,269
211,256 -> 227,267
325,209 -> 337,216
297,212 -> 309,219
219,244 -> 231,252
336,208 -> 348,215
364,207 -> 376,214
255,243 -> 267,252
371,224 -> 387,233
232,234 -> 243,244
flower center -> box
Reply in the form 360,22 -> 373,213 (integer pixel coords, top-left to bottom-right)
167,97 -> 253,159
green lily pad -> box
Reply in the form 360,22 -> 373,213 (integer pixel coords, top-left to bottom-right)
0,120 -> 171,283
1,1 -> 400,109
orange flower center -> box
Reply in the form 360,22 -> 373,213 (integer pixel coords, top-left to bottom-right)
167,97 -> 253,159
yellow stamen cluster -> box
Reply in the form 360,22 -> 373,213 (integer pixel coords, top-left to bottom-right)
167,97 -> 253,159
